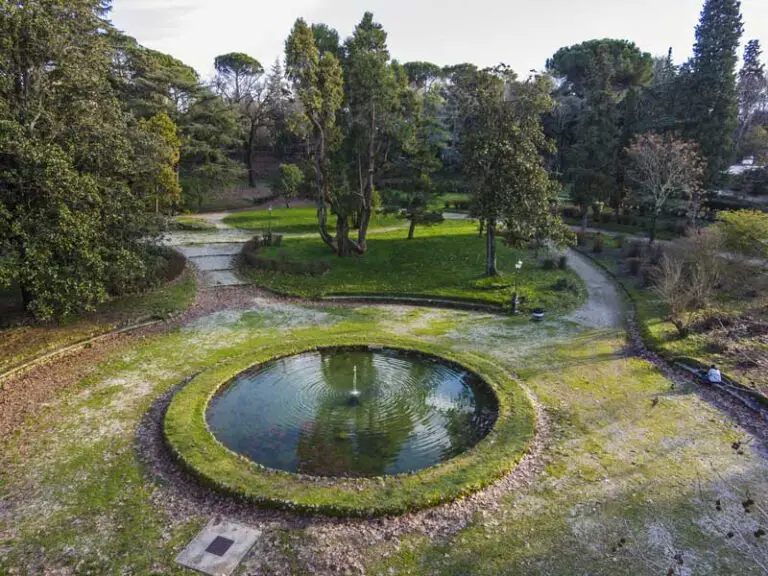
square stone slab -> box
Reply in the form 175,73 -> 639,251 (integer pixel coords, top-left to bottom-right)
176,519 -> 260,576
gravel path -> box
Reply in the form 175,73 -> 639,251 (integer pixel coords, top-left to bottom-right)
565,249 -> 624,329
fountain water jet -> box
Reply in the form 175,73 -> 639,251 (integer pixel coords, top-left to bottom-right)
348,365 -> 361,406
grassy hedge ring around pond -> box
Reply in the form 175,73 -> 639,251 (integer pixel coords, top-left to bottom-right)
163,336 -> 536,517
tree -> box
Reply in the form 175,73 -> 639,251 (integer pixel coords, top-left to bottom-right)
460,67 -> 569,276
134,112 -> 182,214
214,52 -> 277,188
737,40 -> 767,153
214,52 -> 264,103
547,39 -> 653,97
343,12 -> 394,254
285,18 -> 347,255
547,40 -> 653,224
0,0 -> 162,319
384,87 -> 449,239
678,0 -> 743,186
626,133 -> 705,243
273,163 -> 304,208
311,23 -> 344,60
403,61 -> 443,91
179,90 -> 244,211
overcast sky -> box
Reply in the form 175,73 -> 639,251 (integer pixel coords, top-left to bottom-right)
109,0 -> 768,80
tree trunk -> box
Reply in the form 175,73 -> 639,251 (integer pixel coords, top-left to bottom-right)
581,209 -> 589,232
336,216 -> 353,257
478,219 -> 485,238
407,217 -> 417,240
649,211 -> 658,245
485,218 -> 498,277
20,284 -> 32,312
310,123 -> 336,253
356,104 -> 376,254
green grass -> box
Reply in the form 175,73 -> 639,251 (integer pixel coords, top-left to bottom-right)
223,207 -> 403,234
3,292 -> 768,574
164,335 -> 535,517
171,215 -> 217,231
240,220 -> 586,313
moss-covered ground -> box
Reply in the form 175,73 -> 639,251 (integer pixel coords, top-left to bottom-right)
2,275 -> 768,574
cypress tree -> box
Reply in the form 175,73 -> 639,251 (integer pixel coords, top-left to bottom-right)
680,0 -> 743,186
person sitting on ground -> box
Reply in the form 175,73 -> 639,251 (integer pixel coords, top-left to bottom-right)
707,364 -> 722,384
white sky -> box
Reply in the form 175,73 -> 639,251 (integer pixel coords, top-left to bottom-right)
109,0 -> 768,80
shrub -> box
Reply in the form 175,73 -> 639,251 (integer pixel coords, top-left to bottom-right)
652,229 -> 726,336
614,234 -> 626,249
242,239 -> 329,277
626,257 -> 643,276
561,206 -> 581,220
542,258 -> 557,270
592,234 -> 604,253
558,255 -> 568,269
640,265 -> 656,288
625,240 -> 645,259
716,209 -> 768,259
553,277 -> 580,293
576,231 -> 587,247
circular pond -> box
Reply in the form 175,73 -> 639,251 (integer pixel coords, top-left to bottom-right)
206,347 -> 499,477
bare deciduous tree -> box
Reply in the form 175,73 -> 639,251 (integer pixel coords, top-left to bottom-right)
627,133 -> 705,243
653,229 -> 725,336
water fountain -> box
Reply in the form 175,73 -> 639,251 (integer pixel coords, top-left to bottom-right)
348,365 -> 361,406
206,347 -> 499,477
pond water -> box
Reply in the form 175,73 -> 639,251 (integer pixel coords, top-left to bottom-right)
206,348 -> 498,477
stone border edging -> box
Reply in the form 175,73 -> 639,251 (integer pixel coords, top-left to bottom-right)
321,294 -> 506,313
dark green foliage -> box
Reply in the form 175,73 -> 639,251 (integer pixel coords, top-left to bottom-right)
460,67 -> 571,276
558,255 -> 569,269
592,234 -> 605,253
542,258 -> 557,270
547,39 -> 653,97
403,61 -> 443,90
677,0 -> 743,186
0,0 -> 163,320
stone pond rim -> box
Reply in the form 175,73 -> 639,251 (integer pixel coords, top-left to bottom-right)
162,337 -> 537,517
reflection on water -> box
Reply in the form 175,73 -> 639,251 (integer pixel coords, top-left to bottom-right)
206,348 -> 499,477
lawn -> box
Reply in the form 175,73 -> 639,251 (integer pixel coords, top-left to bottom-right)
240,220 -> 586,313
223,206 -> 403,234
3,297 -> 767,574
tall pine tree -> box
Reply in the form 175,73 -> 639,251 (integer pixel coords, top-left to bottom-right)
736,40 -> 767,152
679,0 -> 743,186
